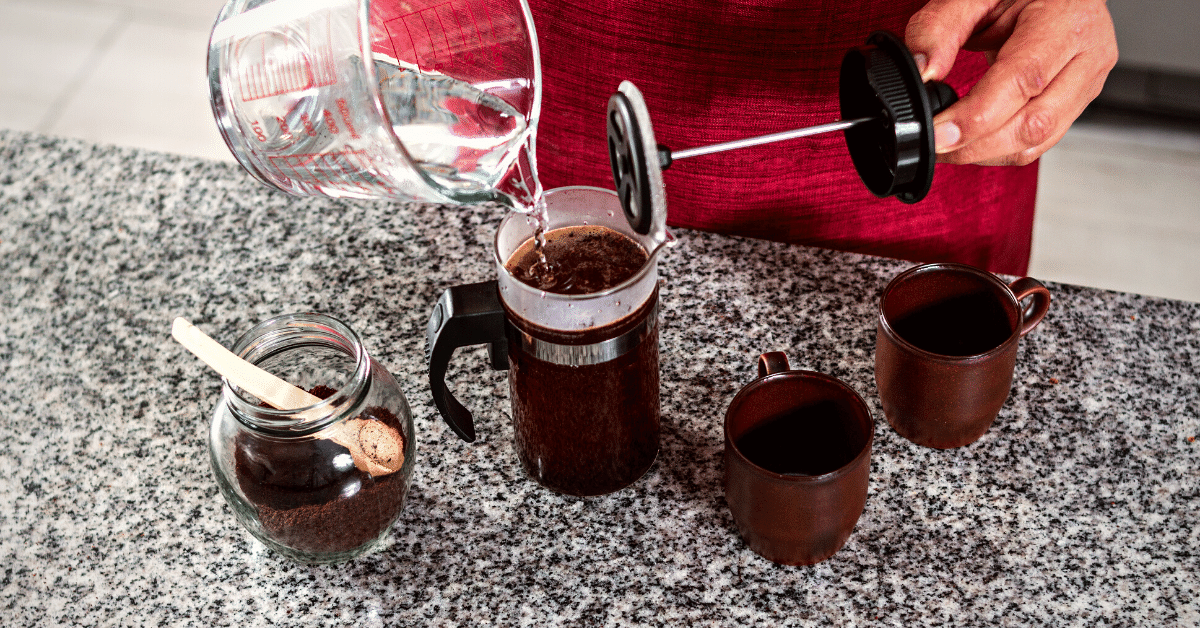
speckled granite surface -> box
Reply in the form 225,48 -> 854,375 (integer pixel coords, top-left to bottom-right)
1,129 -> 1197,626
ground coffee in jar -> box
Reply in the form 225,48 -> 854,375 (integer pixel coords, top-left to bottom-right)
209,313 -> 415,564
234,387 -> 408,554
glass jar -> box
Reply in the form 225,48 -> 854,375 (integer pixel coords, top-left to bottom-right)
208,313 -> 415,564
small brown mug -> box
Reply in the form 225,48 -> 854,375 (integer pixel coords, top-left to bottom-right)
875,262 -> 1051,449
724,353 -> 874,566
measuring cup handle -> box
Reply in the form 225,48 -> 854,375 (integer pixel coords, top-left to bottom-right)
426,280 -> 509,443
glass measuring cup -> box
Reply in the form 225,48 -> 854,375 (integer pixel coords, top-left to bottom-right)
207,0 -> 542,207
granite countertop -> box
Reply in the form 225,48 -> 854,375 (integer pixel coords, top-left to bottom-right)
1,129 -> 1197,626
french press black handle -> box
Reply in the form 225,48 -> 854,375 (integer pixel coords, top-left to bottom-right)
426,280 -> 510,442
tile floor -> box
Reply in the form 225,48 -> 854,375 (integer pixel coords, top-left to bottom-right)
3,0 -> 1199,302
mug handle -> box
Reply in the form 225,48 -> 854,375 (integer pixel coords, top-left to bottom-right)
1008,277 -> 1051,337
757,352 -> 791,377
426,280 -> 509,442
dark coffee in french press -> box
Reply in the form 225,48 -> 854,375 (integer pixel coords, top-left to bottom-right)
427,187 -> 668,496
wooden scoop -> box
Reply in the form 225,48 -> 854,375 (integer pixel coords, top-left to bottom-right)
171,317 -> 403,477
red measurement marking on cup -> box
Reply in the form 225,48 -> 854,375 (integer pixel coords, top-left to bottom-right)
269,149 -> 400,195
335,98 -> 360,139
370,0 -> 500,73
238,20 -> 338,102
299,113 -> 317,137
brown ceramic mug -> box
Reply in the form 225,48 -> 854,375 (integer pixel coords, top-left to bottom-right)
875,262 -> 1051,449
724,353 -> 874,566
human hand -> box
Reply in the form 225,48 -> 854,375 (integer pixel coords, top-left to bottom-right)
906,0 -> 1118,166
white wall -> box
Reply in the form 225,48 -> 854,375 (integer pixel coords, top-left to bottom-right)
1107,0 -> 1200,74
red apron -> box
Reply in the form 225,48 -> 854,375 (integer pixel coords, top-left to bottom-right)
527,0 -> 1038,275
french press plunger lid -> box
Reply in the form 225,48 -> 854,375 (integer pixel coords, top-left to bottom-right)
607,31 -> 959,235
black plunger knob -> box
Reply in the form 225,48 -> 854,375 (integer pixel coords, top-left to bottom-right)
840,31 -> 958,203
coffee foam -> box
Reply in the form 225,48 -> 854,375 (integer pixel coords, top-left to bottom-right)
494,187 -> 659,331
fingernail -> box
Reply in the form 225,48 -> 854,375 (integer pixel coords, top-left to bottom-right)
912,53 -> 928,74
934,121 -> 960,152
913,53 -> 935,82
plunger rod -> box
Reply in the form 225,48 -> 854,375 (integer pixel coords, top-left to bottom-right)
667,117 -> 875,162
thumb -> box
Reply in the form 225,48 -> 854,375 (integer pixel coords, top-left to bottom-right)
906,0 -> 998,81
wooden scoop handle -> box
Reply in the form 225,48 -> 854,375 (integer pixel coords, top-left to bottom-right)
171,317 -> 402,476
